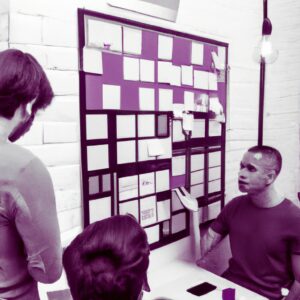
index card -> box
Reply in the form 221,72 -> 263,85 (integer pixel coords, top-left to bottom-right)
156,169 -> 170,193
139,87 -> 155,111
158,61 -> 172,83
138,114 -> 155,137
208,179 -> 221,193
194,70 -> 209,90
191,170 -> 204,185
184,91 -> 194,111
87,144 -> 109,171
89,197 -> 111,223
89,176 -> 100,195
119,200 -> 139,221
140,196 -> 157,227
157,199 -> 171,222
181,65 -> 193,86
102,174 -> 111,192
86,114 -> 108,140
171,190 -> 184,212
123,57 -> 140,81
157,114 -> 168,137
209,120 -> 222,136
209,166 -> 221,181
119,175 -> 138,201
87,19 -> 122,51
117,140 -> 136,164
158,35 -> 173,60
191,183 -> 204,198
191,119 -> 205,138
191,42 -> 204,65
208,72 -> 218,91
209,151 -> 221,167
138,139 -> 153,162
172,120 -> 185,142
83,47 -> 103,74
157,137 -> 172,159
171,212 -> 186,234
218,46 -> 226,70
169,65 -> 181,86
117,115 -> 136,139
159,88 -> 173,111
144,225 -> 159,244
140,59 -> 155,83
123,26 -> 142,55
182,113 -> 194,131
172,155 -> 186,176
191,154 -> 204,171
147,139 -> 165,157
140,172 -> 155,196
102,84 -> 121,109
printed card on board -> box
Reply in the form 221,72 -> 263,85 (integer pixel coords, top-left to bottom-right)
140,196 -> 157,227
119,175 -> 138,201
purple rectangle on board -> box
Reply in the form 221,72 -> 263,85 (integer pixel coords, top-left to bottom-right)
172,37 -> 191,66
85,74 -> 102,110
218,83 -> 226,114
142,30 -> 158,60
173,87 -> 184,104
121,81 -> 139,110
102,52 -> 123,84
171,175 -> 186,189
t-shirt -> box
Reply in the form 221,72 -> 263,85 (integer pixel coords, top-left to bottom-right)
0,143 -> 62,300
211,195 -> 300,300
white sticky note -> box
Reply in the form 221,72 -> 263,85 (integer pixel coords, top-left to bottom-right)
194,70 -> 209,90
212,51 -> 225,71
138,139 -> 152,162
89,197 -> 111,223
157,137 -> 172,159
140,172 -> 155,196
191,183 -> 204,198
158,61 -> 172,83
208,179 -> 221,193
191,154 -> 204,172
144,225 -> 160,244
87,19 -> 122,51
123,26 -> 142,55
209,151 -> 221,167
157,199 -> 171,222
139,88 -> 155,111
208,72 -> 218,91
140,196 -> 157,227
172,155 -> 186,176
119,175 -> 138,201
191,170 -> 204,185
103,84 -> 121,109
159,89 -> 173,111
86,114 -> 108,140
218,46 -> 226,70
138,114 -> 155,137
158,35 -> 173,60
123,57 -> 140,81
191,119 -> 205,138
156,169 -> 170,193
209,97 -> 224,115
117,141 -> 136,164
172,120 -> 185,142
181,65 -> 193,86
83,47 -> 103,74
209,120 -> 222,136
171,190 -> 184,212
184,91 -> 194,111
169,65 -> 181,86
87,145 -> 109,171
191,42 -> 204,65
119,200 -> 139,221
182,113 -> 194,131
173,103 -> 185,118
171,212 -> 186,234
209,166 -> 221,181
147,139 -> 165,157
117,115 -> 136,139
140,59 -> 155,83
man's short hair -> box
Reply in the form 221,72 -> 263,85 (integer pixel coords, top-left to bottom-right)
248,145 -> 282,175
0,49 -> 54,119
63,215 -> 150,300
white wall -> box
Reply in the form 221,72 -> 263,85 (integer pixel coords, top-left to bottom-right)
2,0 -> 300,249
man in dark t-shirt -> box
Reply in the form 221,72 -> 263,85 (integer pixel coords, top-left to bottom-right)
199,146 -> 300,300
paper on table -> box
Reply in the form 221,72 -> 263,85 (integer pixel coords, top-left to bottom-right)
87,18 -> 122,51
172,120 -> 185,142
194,70 -> 209,90
191,119 -> 205,138
171,212 -> 186,234
144,225 -> 160,244
169,64 -> 181,86
209,151 -> 221,167
191,42 -> 204,65
156,169 -> 170,193
159,88 -> 173,111
119,175 -> 138,201
172,155 -> 186,176
102,84 -> 121,109
140,172 -> 155,196
89,197 -> 111,223
119,200 -> 139,221
83,47 -> 103,74
123,26 -> 142,55
138,114 -> 155,137
184,91 -> 194,111
87,144 -> 109,171
139,87 -> 155,111
147,139 -> 165,157
157,199 -> 171,222
158,61 -> 172,83
117,140 -> 136,164
191,154 -> 204,171
158,35 -> 173,60
116,114 -> 136,139
140,59 -> 155,83
208,72 -> 218,91
181,65 -> 193,86
86,114 -> 108,140
123,56 -> 140,81
140,195 -> 157,227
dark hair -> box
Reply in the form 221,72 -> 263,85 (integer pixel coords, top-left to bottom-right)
248,145 -> 282,175
63,215 -> 150,300
0,49 -> 54,119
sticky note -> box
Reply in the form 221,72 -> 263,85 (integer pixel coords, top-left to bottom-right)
209,151 -> 221,167
172,155 -> 186,176
117,115 -> 136,139
184,91 -> 194,111
169,65 -> 181,86
139,88 -> 155,111
138,114 -> 155,137
86,114 -> 108,140
191,154 -> 204,171
83,47 -> 103,74
140,59 -> 155,83
191,119 -> 205,138
208,179 -> 221,193
171,190 -> 184,212
119,175 -> 138,201
102,174 -> 111,192
208,72 -> 218,91
89,197 -> 111,223
209,120 -> 222,136
119,200 -> 139,221
181,65 -> 193,86
158,35 -> 173,60
140,196 -> 157,227
157,199 -> 171,222
117,141 -> 136,164
172,120 -> 185,142
182,113 -> 194,131
209,166 -> 221,181
159,89 -> 173,111
173,103 -> 185,118
87,145 -> 109,171
138,139 -> 152,162
123,26 -> 142,55
218,46 -> 226,70
194,70 -> 209,90
157,137 -> 172,159
147,139 -> 165,157
158,61 -> 172,83
102,84 -> 121,109
191,170 -> 204,185
156,169 -> 170,193
139,172 -> 155,196
157,114 -> 168,137
191,183 -> 204,198
123,57 -> 140,81
162,220 -> 170,236
144,225 -> 160,244
89,176 -> 100,195
171,212 -> 186,234
191,42 -> 204,65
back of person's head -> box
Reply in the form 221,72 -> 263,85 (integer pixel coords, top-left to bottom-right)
63,215 -> 150,300
0,49 -> 53,119
247,145 -> 282,175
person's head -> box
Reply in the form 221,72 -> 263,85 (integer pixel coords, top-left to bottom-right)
238,145 -> 282,195
0,49 -> 54,141
63,215 -> 150,300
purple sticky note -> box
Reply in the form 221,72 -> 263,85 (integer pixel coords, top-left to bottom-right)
85,74 -> 102,110
142,30 -> 158,60
172,37 -> 191,66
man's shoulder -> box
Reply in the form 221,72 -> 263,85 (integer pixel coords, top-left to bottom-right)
225,194 -> 247,207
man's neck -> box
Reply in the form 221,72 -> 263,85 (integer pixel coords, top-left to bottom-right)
249,186 -> 284,208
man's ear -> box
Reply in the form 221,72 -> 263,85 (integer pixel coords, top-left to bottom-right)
266,170 -> 277,185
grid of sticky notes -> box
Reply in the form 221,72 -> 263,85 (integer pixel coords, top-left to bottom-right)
83,16 -> 227,112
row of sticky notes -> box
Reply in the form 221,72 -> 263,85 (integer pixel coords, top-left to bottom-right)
118,169 -> 170,201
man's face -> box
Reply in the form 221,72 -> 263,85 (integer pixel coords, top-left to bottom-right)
238,151 -> 275,195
